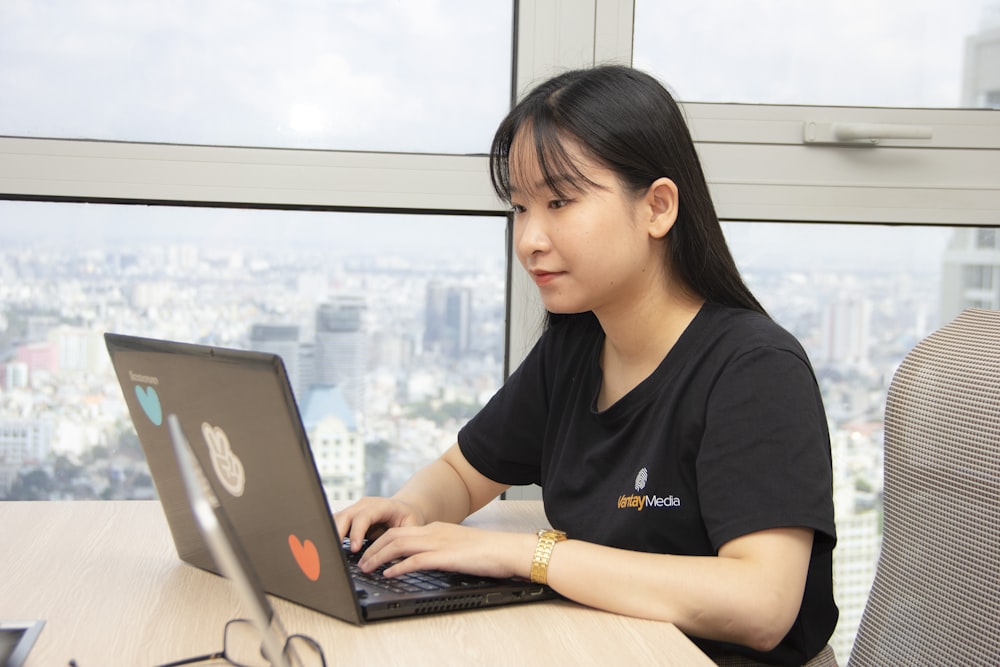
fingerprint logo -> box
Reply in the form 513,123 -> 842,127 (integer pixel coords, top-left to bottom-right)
201,422 -> 246,497
634,467 -> 648,492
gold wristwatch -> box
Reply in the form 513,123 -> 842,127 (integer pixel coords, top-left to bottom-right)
530,528 -> 567,585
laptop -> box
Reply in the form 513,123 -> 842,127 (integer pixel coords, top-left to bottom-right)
105,332 -> 556,624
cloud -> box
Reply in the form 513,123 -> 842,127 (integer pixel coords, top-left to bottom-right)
0,0 -> 512,152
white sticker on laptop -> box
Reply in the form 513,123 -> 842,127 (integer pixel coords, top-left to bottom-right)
201,422 -> 246,497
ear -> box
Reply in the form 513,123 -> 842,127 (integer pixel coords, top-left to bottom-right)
645,177 -> 678,239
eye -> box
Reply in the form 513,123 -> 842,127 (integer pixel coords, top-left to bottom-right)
549,198 -> 570,210
509,203 -> 526,215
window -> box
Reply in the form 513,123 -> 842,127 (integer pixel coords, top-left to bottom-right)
0,0 -> 513,153
724,222 -> 963,659
634,0 -> 999,109
0,201 -> 505,500
963,264 -> 995,289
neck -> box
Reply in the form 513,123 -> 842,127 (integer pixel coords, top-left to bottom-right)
593,284 -> 704,411
596,284 -> 703,367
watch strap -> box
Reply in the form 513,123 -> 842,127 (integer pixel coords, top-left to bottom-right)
530,528 -> 567,585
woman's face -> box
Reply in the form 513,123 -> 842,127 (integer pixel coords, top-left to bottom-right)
508,134 -> 669,318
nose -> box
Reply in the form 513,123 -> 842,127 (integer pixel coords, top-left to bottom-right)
514,212 -> 551,263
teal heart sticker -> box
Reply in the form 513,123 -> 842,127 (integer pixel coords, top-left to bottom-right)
135,385 -> 163,426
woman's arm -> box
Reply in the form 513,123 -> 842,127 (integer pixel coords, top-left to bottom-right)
398,443 -> 511,522
350,441 -> 814,650
545,527 -> 814,652
361,522 -> 813,652
334,443 -> 509,550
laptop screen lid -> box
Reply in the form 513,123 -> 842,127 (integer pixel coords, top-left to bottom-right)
104,332 -> 365,624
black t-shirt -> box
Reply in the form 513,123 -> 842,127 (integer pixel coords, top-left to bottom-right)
458,303 -> 838,665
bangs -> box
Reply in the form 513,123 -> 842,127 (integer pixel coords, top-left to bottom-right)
491,112 -> 601,203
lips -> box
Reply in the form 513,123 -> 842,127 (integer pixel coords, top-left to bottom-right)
531,270 -> 562,286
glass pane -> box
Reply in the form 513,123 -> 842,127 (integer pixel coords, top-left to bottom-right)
0,1 -> 513,152
0,201 -> 506,501
635,0 -> 1000,108
722,220 -> 1000,661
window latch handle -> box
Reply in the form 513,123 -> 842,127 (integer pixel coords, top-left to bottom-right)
803,121 -> 933,145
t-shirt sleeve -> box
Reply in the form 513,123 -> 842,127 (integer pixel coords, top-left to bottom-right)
696,345 -> 836,552
458,333 -> 552,486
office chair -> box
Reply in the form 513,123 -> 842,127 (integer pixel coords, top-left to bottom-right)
847,308 -> 1000,666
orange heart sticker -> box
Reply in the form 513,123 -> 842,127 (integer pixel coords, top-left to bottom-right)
288,534 -> 321,581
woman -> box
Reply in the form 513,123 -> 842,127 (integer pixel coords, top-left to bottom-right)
335,65 -> 838,666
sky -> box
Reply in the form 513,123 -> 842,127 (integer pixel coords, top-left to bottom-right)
0,0 -> 513,153
634,0 -> 1000,108
1,0 -> 997,270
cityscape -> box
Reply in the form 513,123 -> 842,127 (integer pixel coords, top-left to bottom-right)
0,207 -> 509,502
1,206 -> 997,660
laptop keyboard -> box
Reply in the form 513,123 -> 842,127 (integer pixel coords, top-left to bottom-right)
343,540 -> 492,595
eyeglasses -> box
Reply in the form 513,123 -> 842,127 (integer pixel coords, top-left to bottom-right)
156,618 -> 327,667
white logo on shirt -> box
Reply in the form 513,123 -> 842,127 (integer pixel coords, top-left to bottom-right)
617,467 -> 681,511
635,467 -> 648,492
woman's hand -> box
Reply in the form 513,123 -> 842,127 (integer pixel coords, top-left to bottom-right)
333,497 -> 427,553
357,523 -> 536,581
333,444 -> 512,556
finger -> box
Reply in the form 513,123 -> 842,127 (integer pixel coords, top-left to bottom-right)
356,528 -> 393,570
332,508 -> 354,542
348,515 -> 376,552
379,542 -> 461,578
335,504 -> 378,553
359,527 -> 417,571
336,499 -> 420,553
383,553 -> 436,578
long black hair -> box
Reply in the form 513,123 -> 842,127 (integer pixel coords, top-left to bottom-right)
490,65 -> 766,322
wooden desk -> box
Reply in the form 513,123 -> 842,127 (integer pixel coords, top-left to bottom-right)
0,500 -> 714,666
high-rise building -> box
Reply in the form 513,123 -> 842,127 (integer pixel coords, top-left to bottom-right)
942,15 -> 1000,324
300,385 -> 363,503
314,296 -> 367,416
423,282 -> 472,357
50,327 -> 105,376
940,228 -> 1000,322
0,416 -> 55,497
829,426 -> 883,661
821,297 -> 872,367
2,361 -> 29,390
445,287 -> 472,355
423,282 -> 446,353
15,342 -> 56,379
831,508 -> 881,659
248,323 -> 305,400
962,11 -> 1000,108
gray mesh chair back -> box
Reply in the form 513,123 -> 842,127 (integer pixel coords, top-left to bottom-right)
847,308 -> 1000,666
